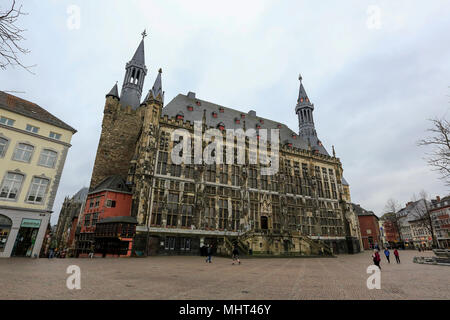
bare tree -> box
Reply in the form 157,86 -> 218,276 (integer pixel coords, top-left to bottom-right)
383,198 -> 406,243
0,0 -> 33,72
417,118 -> 450,187
410,191 -> 438,248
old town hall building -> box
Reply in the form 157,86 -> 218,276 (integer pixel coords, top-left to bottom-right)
77,35 -> 362,257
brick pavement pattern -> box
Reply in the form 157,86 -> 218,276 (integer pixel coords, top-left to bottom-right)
1,251 -> 449,299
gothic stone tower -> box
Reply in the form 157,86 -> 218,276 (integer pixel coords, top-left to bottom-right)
89,37 -> 148,189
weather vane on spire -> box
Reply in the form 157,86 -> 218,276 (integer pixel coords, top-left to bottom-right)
141,29 -> 148,39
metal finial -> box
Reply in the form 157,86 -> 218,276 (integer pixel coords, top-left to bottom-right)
141,29 -> 148,39
298,73 -> 302,81
158,68 -> 162,73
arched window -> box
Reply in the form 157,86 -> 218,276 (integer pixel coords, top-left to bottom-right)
13,143 -> 34,162
0,172 -> 24,200
38,149 -> 58,168
0,214 -> 12,252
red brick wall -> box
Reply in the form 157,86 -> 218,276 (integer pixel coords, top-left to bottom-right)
358,215 -> 381,250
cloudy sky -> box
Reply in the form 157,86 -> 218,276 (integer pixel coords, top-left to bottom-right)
2,0 -> 450,224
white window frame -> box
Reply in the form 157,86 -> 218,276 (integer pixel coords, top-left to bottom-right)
12,143 -> 34,163
38,149 -> 58,168
0,136 -> 10,158
0,172 -> 25,201
49,131 -> 61,140
0,116 -> 15,126
26,177 -> 50,204
25,124 -> 39,134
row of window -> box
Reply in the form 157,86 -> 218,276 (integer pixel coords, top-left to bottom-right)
0,139 -> 58,168
0,116 -> 62,140
0,172 -> 50,204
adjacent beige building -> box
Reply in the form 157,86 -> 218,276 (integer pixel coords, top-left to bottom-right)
0,91 -> 76,257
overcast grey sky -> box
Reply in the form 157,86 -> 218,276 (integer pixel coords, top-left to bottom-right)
1,0 -> 449,224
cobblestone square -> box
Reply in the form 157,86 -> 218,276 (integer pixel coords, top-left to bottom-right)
1,251 -> 449,300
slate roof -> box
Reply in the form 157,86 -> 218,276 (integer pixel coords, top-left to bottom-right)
97,216 -> 138,224
89,175 -> 131,194
106,83 -> 119,99
0,91 -> 77,133
131,39 -> 145,66
352,203 -> 378,219
162,92 -> 330,156
342,177 -> 349,186
72,187 -> 88,203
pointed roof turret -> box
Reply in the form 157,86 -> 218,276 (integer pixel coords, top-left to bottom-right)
297,74 -> 310,104
131,39 -> 145,66
120,32 -> 148,109
144,68 -> 164,104
106,82 -> 119,99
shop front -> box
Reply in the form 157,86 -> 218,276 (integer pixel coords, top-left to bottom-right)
0,208 -> 49,258
0,215 -> 12,255
12,218 -> 41,257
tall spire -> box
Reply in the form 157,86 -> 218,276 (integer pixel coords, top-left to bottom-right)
120,32 -> 148,109
295,74 -> 317,138
297,74 -> 309,104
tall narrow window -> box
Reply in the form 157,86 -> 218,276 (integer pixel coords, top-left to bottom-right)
38,149 -> 57,168
27,177 -> 49,204
0,173 -> 24,200
0,137 -> 8,157
13,143 -> 34,162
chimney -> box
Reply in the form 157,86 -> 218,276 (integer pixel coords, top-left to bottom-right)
436,196 -> 441,202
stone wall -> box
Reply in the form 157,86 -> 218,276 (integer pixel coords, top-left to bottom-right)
90,97 -> 144,189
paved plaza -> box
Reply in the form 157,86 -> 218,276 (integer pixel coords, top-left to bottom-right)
1,250 -> 449,300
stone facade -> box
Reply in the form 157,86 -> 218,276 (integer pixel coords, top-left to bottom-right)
89,98 -> 144,189
87,37 -> 362,256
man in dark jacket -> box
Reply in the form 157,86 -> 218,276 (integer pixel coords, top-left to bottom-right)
232,246 -> 241,265
205,245 -> 212,263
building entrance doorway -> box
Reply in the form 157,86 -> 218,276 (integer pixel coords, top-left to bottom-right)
260,216 -> 268,230
12,227 -> 39,257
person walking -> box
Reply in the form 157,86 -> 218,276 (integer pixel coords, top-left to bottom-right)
205,244 -> 212,263
372,250 -> 381,270
384,248 -> 390,263
232,246 -> 241,265
394,248 -> 400,264
48,247 -> 54,259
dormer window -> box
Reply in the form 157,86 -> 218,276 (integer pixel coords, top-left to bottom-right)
277,124 -> 282,129
176,112 -> 184,120
256,124 -> 261,129
219,107 -> 224,113
260,119 -> 264,124
240,114 -> 245,119
292,134 -> 297,139
300,98 -> 304,103
196,101 -> 201,106
287,143 -> 293,148
235,118 -> 240,124
187,105 -> 193,111
212,112 -> 218,118
217,122 -> 225,131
